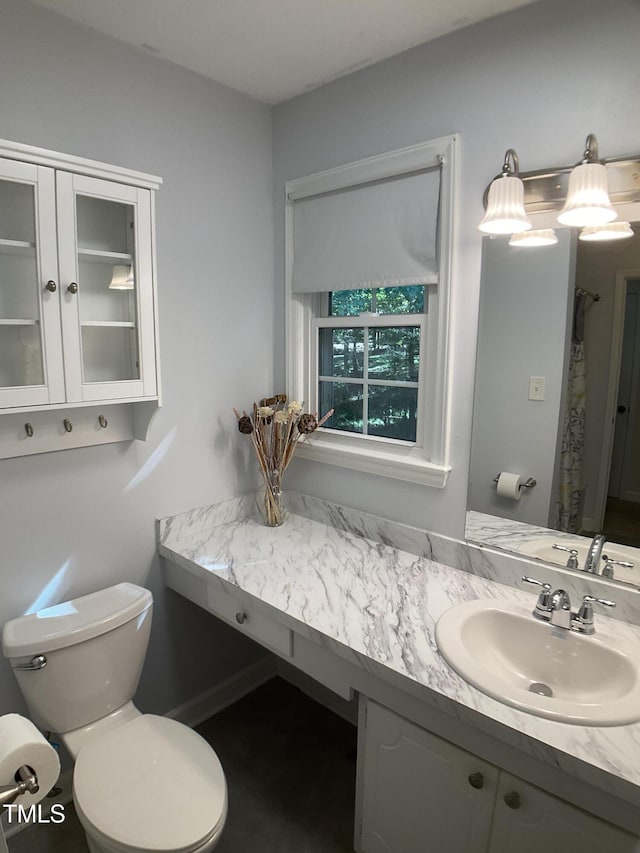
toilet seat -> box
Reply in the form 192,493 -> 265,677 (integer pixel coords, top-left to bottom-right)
73,714 -> 227,853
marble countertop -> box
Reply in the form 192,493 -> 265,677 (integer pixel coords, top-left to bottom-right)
466,511 -> 640,565
158,497 -> 640,813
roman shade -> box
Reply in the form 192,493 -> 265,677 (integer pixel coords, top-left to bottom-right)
291,165 -> 441,294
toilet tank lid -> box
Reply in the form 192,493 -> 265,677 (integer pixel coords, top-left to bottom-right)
2,583 -> 152,658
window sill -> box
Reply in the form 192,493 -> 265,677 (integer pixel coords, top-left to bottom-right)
295,432 -> 451,488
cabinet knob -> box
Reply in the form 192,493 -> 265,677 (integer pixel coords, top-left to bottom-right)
468,772 -> 484,790
235,611 -> 248,625
504,791 -> 521,810
67,281 -> 78,294
45,280 -> 57,293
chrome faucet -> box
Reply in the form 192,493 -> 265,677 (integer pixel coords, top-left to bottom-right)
549,588 -> 572,629
522,576 -> 615,634
584,533 -> 606,574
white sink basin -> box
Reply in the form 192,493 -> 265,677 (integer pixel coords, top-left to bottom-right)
518,536 -> 638,585
435,599 -> 640,725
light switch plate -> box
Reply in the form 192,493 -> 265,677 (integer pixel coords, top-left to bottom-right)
529,376 -> 545,401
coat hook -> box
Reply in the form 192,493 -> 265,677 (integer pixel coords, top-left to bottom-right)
98,414 -> 108,429
63,418 -> 73,433
24,423 -> 34,438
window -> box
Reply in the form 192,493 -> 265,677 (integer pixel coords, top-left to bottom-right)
318,285 -> 424,441
285,137 -> 457,487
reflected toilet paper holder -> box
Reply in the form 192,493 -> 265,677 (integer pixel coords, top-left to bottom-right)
493,474 -> 536,488
0,765 -> 39,807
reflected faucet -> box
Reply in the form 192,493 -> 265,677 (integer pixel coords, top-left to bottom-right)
584,533 -> 606,574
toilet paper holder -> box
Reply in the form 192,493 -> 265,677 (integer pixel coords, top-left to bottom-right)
0,765 -> 40,807
493,475 -> 537,488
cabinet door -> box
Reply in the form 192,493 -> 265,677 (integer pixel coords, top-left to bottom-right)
0,159 -> 64,407
489,772 -> 639,853
360,701 -> 498,853
56,172 -> 157,403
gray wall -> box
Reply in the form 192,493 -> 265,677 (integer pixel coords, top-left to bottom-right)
0,0 -> 273,717
468,233 -> 573,526
272,0 -> 640,537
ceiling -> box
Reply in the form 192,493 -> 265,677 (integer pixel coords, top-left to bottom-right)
30,0 -> 538,104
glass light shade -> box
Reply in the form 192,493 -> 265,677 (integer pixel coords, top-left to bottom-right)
557,162 -> 616,227
109,264 -> 135,290
479,175 -> 532,235
579,221 -> 634,242
509,228 -> 558,247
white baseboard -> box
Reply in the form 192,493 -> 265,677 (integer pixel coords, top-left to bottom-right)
166,654 -> 277,728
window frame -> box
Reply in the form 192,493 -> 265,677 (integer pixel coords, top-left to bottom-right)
284,136 -> 458,487
314,310 -> 427,445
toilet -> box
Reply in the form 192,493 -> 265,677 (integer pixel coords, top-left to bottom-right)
2,583 -> 227,853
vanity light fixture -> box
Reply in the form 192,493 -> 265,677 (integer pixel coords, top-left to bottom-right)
109,264 -> 135,290
579,221 -> 634,242
557,135 -> 617,228
509,228 -> 558,247
478,149 -> 532,235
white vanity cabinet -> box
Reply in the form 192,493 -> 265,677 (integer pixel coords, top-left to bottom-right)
359,700 -> 639,853
0,139 -> 161,456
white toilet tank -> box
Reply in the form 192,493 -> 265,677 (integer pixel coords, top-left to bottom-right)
2,583 -> 152,735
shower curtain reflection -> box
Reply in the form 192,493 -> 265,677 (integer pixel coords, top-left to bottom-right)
557,290 -> 588,532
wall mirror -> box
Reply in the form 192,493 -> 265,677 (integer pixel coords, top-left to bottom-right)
466,186 -> 640,589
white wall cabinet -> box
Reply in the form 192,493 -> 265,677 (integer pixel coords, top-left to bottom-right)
0,139 -> 161,457
359,700 -> 639,853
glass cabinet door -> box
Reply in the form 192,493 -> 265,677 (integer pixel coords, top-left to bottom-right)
0,160 -> 63,407
56,173 -> 156,402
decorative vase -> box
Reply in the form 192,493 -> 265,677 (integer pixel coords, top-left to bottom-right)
262,470 -> 285,527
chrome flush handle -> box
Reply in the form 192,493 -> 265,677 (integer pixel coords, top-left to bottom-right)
13,654 -> 47,671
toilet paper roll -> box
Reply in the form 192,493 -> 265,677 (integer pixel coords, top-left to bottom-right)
0,714 -> 60,806
496,472 -> 523,500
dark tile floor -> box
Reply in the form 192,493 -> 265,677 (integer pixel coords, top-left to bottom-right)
8,677 -> 357,853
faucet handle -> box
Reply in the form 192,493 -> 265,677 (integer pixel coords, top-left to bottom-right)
581,594 -> 616,609
522,575 -> 551,590
552,544 -> 579,569
600,555 -> 634,580
575,595 -> 616,635
602,555 -> 634,569
522,576 -> 552,614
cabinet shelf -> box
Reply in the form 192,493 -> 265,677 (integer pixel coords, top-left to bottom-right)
80,321 -> 136,328
0,318 -> 39,326
0,239 -> 36,256
77,248 -> 133,264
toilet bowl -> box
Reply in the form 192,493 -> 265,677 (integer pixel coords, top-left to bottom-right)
2,584 -> 227,853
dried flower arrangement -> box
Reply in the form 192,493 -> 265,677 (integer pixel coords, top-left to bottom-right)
234,394 -> 333,526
